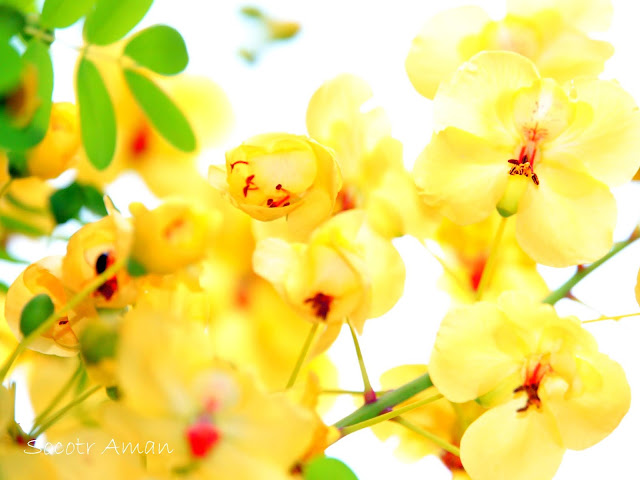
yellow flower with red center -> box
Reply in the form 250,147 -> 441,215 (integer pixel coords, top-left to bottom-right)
210,133 -> 342,237
429,292 -> 630,480
413,51 -> 640,267
129,200 -> 218,275
110,305 -> 315,479
62,209 -> 136,308
406,0 -> 614,99
4,256 -> 95,356
306,74 -> 438,239
26,102 -> 81,179
253,210 -> 405,352
435,214 -> 548,302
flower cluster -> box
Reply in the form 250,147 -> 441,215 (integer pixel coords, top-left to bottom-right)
1,0 -> 638,479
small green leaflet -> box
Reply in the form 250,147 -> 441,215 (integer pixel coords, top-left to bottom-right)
303,457 -> 359,480
124,25 -> 188,75
49,181 -> 108,224
83,0 -> 153,46
76,57 -> 116,170
124,68 -> 196,152
0,43 -> 21,94
40,0 -> 96,29
20,293 -> 54,337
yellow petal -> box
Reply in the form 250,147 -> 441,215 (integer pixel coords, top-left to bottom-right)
434,51 -> 539,145
550,78 -> 640,186
460,401 -> 564,480
515,163 -> 616,267
542,352 -> 630,450
429,302 -> 522,402
413,128 -> 510,225
406,6 -> 491,100
507,0 -> 613,32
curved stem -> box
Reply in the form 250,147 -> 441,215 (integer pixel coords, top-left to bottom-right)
475,217 -> 508,300
338,393 -> 443,436
543,230 -> 639,305
30,385 -> 101,438
393,416 -> 460,457
346,317 -> 375,402
334,373 -> 432,429
582,312 -> 640,324
30,360 -> 84,433
285,322 -> 319,389
0,257 -> 126,382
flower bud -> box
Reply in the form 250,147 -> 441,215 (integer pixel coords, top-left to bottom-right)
5,256 -> 95,356
26,102 -> 80,179
210,133 -> 341,236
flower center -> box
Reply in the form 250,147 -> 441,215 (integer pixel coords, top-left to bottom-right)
514,360 -> 552,412
94,252 -> 118,301
507,138 -> 540,187
304,292 -> 334,320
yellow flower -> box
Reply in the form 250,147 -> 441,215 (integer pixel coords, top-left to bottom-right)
0,177 -> 56,236
306,74 -> 438,238
62,209 -> 136,308
413,51 -> 640,267
253,210 -> 405,352
129,200 -> 218,275
26,102 -> 80,179
429,292 -> 630,480
210,133 -> 342,237
435,214 -> 548,302
406,0 -> 613,99
112,305 -> 315,479
4,256 -> 96,356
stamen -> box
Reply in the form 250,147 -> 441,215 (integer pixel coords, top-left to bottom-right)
230,160 -> 249,171
243,175 -> 259,197
94,252 -> 118,301
186,420 -> 220,458
514,362 -> 552,412
304,292 -> 334,320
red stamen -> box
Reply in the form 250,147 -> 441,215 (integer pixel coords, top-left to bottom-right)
131,125 -> 150,157
243,175 -> 259,197
230,160 -> 249,171
304,292 -> 334,320
269,195 -> 290,208
186,421 -> 221,458
441,450 -> 464,471
94,252 -> 118,301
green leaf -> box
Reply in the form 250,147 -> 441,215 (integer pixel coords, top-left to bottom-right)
79,183 -> 107,216
80,322 -> 117,364
20,293 -> 54,337
0,214 -> 47,236
0,245 -> 26,264
83,0 -> 153,46
76,57 -> 116,170
50,182 -> 84,224
40,0 -> 96,29
0,282 -> 8,294
0,40 -> 53,151
124,68 -> 196,152
304,457 -> 358,480
0,43 -> 21,94
0,6 -> 25,39
7,150 -> 28,177
124,25 -> 188,75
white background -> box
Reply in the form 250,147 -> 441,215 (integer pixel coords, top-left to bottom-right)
11,0 -> 640,479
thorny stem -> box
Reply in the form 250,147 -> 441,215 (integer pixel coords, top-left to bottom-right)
285,322 -> 319,389
393,416 -> 461,457
338,393 -> 443,437
582,312 -> 640,324
543,227 -> 640,305
30,385 -> 101,438
334,373 -> 433,429
346,317 -> 375,403
0,257 -> 127,382
475,216 -> 508,300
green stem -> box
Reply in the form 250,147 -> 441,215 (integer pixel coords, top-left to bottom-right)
543,229 -> 640,305
285,322 -> 319,389
23,25 -> 55,44
339,393 -> 443,436
346,317 -> 375,402
393,416 -> 460,457
334,373 -> 432,429
582,312 -> 640,324
29,360 -> 84,435
0,257 -> 126,382
476,217 -> 508,300
30,385 -> 101,438
320,389 -> 389,396
0,179 -> 13,201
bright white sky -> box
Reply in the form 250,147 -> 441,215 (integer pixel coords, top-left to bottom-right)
12,0 -> 640,478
